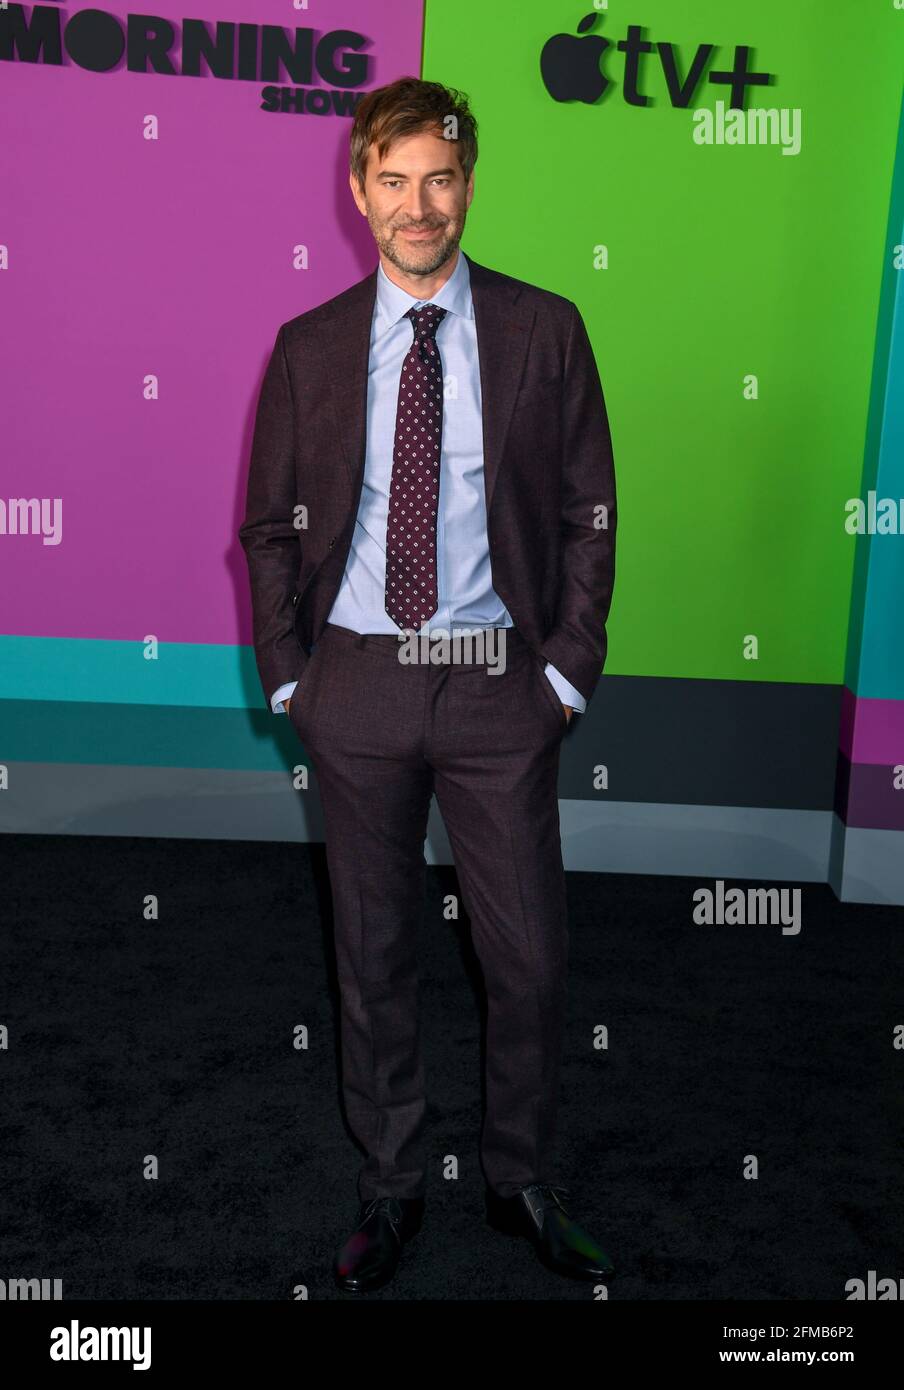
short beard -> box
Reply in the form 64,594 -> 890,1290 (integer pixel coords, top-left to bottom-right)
369,211 -> 464,280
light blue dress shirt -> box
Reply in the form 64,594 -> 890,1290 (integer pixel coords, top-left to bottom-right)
272,250 -> 585,717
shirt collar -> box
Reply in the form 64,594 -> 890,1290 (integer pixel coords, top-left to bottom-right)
375,248 -> 472,333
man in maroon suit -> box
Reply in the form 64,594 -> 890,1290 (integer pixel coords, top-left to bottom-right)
239,76 -> 617,1294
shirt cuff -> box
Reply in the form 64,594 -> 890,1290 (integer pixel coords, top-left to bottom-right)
543,663 -> 586,714
271,680 -> 299,714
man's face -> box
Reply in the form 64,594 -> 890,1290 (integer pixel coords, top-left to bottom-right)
350,128 -> 474,278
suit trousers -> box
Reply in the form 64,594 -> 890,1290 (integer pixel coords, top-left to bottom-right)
288,620 -> 570,1200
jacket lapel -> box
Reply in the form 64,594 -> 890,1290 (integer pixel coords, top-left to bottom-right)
466,252 -> 535,515
319,268 -> 378,497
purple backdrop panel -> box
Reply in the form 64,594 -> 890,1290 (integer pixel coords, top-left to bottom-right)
840,687 -> 904,766
0,1 -> 423,644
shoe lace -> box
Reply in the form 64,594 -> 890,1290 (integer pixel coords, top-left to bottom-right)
525,1183 -> 572,1215
360,1195 -> 403,1226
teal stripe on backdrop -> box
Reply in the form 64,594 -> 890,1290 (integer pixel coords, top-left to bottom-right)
0,636 -> 267,709
0,699 -> 303,770
857,136 -> 904,698
846,89 -> 904,701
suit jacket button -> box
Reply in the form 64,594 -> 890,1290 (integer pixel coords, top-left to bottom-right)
328,537 -> 335,549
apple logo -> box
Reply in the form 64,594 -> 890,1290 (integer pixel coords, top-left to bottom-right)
541,12 -> 610,104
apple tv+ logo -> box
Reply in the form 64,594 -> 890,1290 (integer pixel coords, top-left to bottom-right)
541,11 -> 773,110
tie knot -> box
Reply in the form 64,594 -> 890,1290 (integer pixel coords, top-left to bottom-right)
406,303 -> 446,342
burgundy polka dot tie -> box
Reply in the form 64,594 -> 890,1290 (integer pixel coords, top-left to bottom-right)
385,303 -> 447,630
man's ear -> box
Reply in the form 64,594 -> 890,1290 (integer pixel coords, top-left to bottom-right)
349,170 -> 366,215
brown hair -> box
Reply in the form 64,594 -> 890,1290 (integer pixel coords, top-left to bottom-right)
349,77 -> 478,192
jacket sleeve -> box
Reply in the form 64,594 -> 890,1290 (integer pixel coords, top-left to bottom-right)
538,301 -> 617,704
238,323 -> 308,707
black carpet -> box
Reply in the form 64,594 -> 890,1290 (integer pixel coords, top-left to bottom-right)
2,833 -> 901,1300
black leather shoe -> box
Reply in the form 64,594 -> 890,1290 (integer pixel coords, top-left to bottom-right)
486,1183 -> 615,1282
334,1195 -> 424,1293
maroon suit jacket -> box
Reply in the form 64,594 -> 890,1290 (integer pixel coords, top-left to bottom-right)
239,251 -> 617,708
